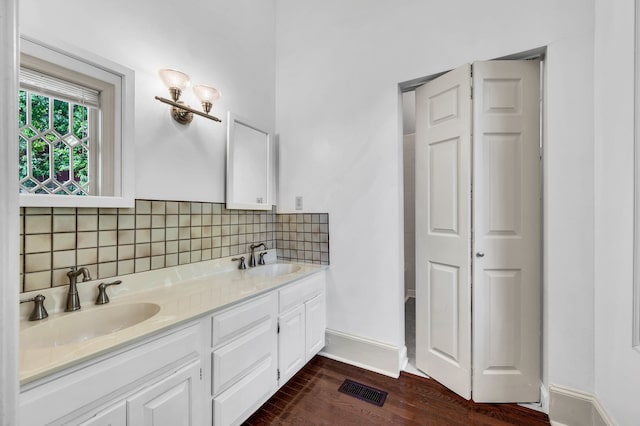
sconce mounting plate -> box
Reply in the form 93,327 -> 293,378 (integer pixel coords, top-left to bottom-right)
171,101 -> 193,125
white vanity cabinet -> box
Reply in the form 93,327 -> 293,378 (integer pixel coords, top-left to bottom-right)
19,267 -> 327,426
277,272 -> 326,386
20,322 -> 204,426
209,292 -> 278,426
77,360 -> 200,426
207,269 -> 326,425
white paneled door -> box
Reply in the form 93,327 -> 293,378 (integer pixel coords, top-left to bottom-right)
414,60 -> 540,403
415,64 -> 473,399
471,60 -> 541,402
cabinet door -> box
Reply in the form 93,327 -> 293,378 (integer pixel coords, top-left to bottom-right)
278,304 -> 305,385
305,292 -> 326,361
127,360 -> 201,426
73,401 -> 126,426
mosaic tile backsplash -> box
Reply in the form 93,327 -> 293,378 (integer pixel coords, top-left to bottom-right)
19,199 -> 329,293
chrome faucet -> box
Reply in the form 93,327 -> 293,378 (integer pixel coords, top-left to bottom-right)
66,267 -> 92,312
248,243 -> 266,267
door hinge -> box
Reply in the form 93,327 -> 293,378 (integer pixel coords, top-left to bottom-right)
277,369 -> 280,381
199,368 -> 203,380
277,322 -> 280,334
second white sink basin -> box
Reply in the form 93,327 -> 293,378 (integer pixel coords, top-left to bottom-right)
246,264 -> 301,277
21,302 -> 161,350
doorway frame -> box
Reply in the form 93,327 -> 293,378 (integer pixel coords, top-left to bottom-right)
0,0 -> 20,424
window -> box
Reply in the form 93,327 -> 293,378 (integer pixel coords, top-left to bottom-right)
19,36 -> 134,207
19,68 -> 98,196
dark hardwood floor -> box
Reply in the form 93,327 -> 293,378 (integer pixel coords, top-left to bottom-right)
245,356 -> 550,425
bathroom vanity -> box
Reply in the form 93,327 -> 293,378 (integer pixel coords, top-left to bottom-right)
18,257 -> 326,426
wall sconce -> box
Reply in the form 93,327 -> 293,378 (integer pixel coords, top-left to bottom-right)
155,69 -> 222,124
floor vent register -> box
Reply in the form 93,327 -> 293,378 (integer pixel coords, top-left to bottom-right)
338,379 -> 388,407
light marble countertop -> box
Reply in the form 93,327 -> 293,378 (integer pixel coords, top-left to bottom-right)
19,251 -> 326,386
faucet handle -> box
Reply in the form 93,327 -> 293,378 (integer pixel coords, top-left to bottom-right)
232,256 -> 247,270
20,294 -> 48,321
258,251 -> 267,265
96,280 -> 122,305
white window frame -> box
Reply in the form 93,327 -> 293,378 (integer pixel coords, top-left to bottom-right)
19,35 -> 134,207
634,0 -> 640,350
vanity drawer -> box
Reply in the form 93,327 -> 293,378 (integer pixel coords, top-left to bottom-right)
211,292 -> 277,348
212,319 -> 273,396
213,357 -> 275,426
279,272 -> 325,314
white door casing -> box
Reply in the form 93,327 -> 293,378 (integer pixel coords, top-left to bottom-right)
415,64 -> 472,399
471,60 -> 541,403
0,0 -> 19,424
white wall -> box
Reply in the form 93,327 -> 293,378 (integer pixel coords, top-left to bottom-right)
275,0 -> 596,395
593,0 -> 640,424
19,0 -> 276,203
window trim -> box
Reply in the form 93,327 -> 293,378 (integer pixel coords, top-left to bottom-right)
18,35 -> 134,207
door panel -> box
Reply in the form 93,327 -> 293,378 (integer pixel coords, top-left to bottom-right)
429,138 -> 459,234
415,64 -> 472,399
472,60 -> 541,403
428,262 -> 460,362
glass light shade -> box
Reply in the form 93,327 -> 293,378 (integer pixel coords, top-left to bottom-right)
193,85 -> 221,103
158,69 -> 190,90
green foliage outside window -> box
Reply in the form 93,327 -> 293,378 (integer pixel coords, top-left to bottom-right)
18,89 -> 90,195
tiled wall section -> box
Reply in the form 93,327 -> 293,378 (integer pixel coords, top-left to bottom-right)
20,200 -> 276,293
275,213 -> 330,264
19,200 -> 330,293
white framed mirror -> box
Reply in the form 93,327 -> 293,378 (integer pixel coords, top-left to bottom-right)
226,111 -> 272,210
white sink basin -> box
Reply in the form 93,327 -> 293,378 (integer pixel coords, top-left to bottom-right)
21,303 -> 161,350
246,264 -> 301,277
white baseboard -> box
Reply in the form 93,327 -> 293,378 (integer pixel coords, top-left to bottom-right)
519,383 -> 549,414
399,345 -> 408,372
549,385 -> 614,426
319,329 -> 406,378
